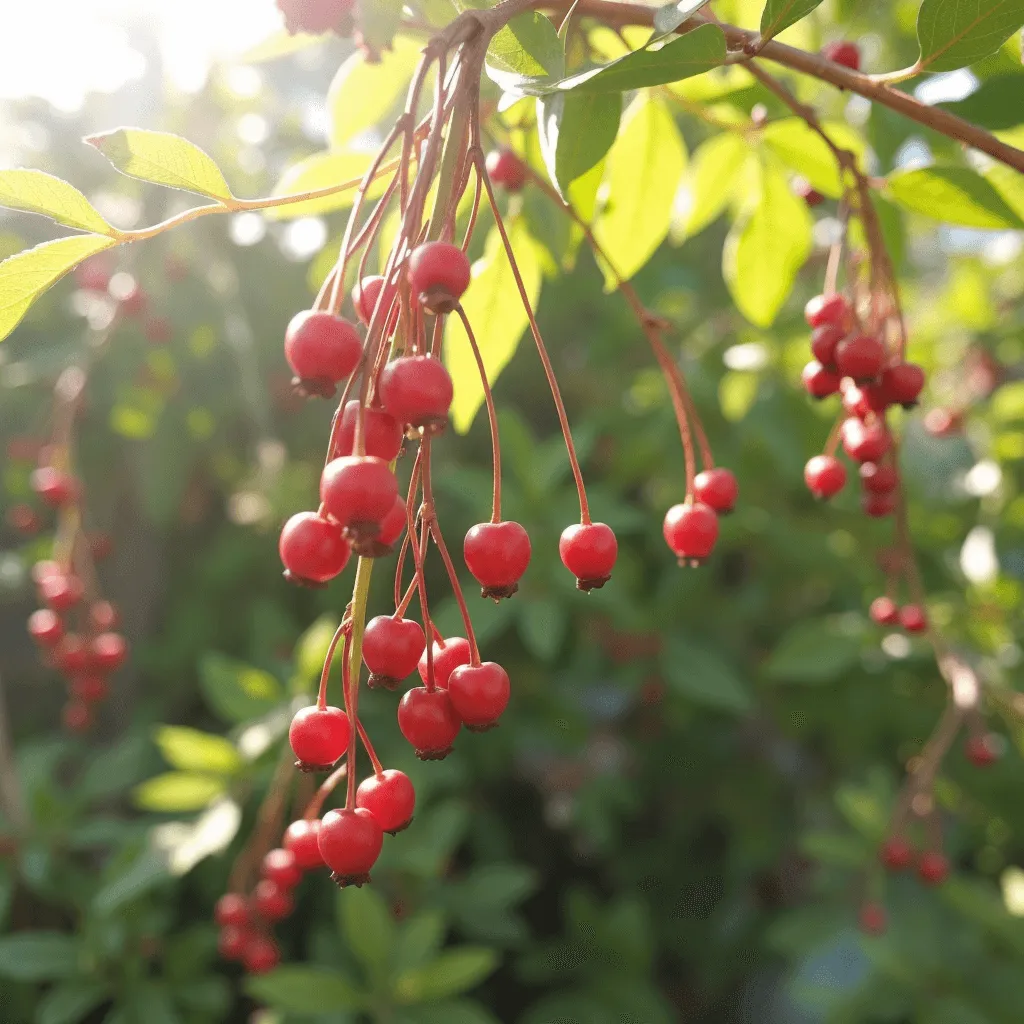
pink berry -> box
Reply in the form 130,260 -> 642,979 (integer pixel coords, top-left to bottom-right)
279,512 -> 351,585
284,310 -> 362,394
407,241 -> 471,311
27,609 -> 63,647
663,502 -> 719,564
880,837 -> 914,871
899,604 -> 927,633
693,468 -> 738,514
262,848 -> 303,889
288,705 -> 351,771
335,400 -> 404,462
90,632 -> 128,673
351,275 -> 397,327
841,418 -> 890,463
917,850 -> 949,886
861,491 -> 895,518
835,334 -> 885,382
811,323 -> 846,368
378,355 -> 453,433
881,363 -> 925,407
485,150 -> 527,191
804,455 -> 846,499
804,293 -> 850,328
859,462 -> 898,493
215,892 -> 250,928
966,734 -> 1000,767
252,879 -> 293,921
320,456 -> 397,533
858,902 -> 886,936
802,360 -> 842,399
242,933 -> 280,974
283,819 -> 324,870
31,467 -> 79,507
356,769 -> 416,833
869,596 -> 899,625
417,636 -> 472,689
822,40 -> 861,70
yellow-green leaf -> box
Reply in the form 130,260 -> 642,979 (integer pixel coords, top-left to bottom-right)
886,165 -> 1024,229
133,772 -> 225,812
760,0 -> 825,41
239,30 -> 322,63
916,0 -> 1024,73
154,726 -> 242,775
267,150 -> 383,220
0,170 -> 114,235
85,128 -> 233,202
672,131 -> 749,242
393,948 -> 498,1004
593,96 -> 687,289
445,220 -> 542,433
537,90 -> 622,197
0,234 -> 118,343
762,118 -> 867,198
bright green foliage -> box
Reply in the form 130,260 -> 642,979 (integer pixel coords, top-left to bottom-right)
916,0 -> 1024,72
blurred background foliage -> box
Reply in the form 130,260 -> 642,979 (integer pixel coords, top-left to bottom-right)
1,0 -> 1024,1021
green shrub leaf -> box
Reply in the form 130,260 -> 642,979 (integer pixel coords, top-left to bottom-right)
0,932 -> 79,981
887,165 -> 1024,229
338,884 -> 395,976
661,636 -> 752,712
486,11 -> 564,94
154,726 -> 242,775
133,772 -> 225,812
760,0 -> 825,40
764,617 -> 862,683
537,90 -> 621,197
916,0 -> 1024,72
36,982 -> 109,1024
0,170 -> 113,235
244,966 -> 365,1012
654,0 -> 714,36
198,653 -> 282,723
394,947 -> 499,1003
762,118 -> 867,198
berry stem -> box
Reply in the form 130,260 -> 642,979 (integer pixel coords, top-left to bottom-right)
344,556 -> 375,808
316,621 -> 347,712
303,761 -> 348,821
355,718 -> 384,777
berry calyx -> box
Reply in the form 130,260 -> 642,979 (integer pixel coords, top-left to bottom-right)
663,502 -> 719,565
916,850 -> 949,886
215,892 -> 250,928
407,241 -> 471,312
804,293 -> 850,328
463,521 -> 532,599
31,467 -> 79,506
90,632 -> 128,672
335,400 -> 404,462
869,596 -> 899,625
802,360 -> 842,399
417,636 -> 472,688
363,615 -> 426,689
378,355 -> 454,435
448,662 -> 511,731
352,494 -> 407,558
804,455 -> 847,499
356,769 -> 416,834
841,418 -> 890,463
27,608 -> 63,647
242,933 -> 280,975
485,149 -> 528,192
822,40 -> 861,70
858,902 -> 887,936
398,686 -> 461,760
283,819 -> 324,869
881,363 -> 925,407
559,522 -> 618,591
859,462 -> 898,494
284,310 -> 363,397
835,334 -> 885,382
693,468 -> 738,514
899,603 -> 927,633
262,848 -> 302,889
320,456 -> 398,540
279,511 -> 351,586
879,836 -> 914,871
351,275 -> 397,327
253,879 -> 293,921
966,733 -> 1000,767
288,705 -> 351,771
318,807 -> 384,887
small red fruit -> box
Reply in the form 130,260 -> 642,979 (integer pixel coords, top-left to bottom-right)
804,293 -> 850,328
407,241 -> 471,312
398,687 -> 461,760
822,40 -> 861,71
811,323 -> 846,368
278,0 -> 356,35
448,662 -> 511,730
899,604 -> 927,633
417,636 -> 472,688
356,769 -> 416,833
6,503 -> 40,534
253,879 -> 294,921
869,597 -> 899,626
31,467 -> 79,506
218,925 -> 248,961
804,455 -> 846,499
242,933 -> 280,975
858,902 -> 886,936
924,408 -> 962,437
53,635 -> 89,675
966,733 -> 1000,767
89,600 -> 119,631
90,633 -> 128,672
31,560 -> 61,585
843,383 -> 888,420
835,334 -> 885,381
320,456 -> 398,534
71,675 -> 108,702
288,705 -> 351,771
378,355 -> 453,433
879,837 -> 914,871
62,701 -> 92,733
279,511 -> 351,585
881,363 -> 925,407
485,149 -> 528,192
363,615 -> 426,689
262,848 -> 303,889
284,310 -> 362,396
463,521 -> 532,599
663,502 -> 719,565
802,360 -> 842,399
559,522 -> 618,591
859,462 -> 898,493
862,491 -> 895,518
841,418 -> 890,463
351,494 -> 407,558
793,178 -> 824,207
335,400 -> 404,462
351,275 -> 397,327
917,851 -> 949,886
283,819 -> 324,870
40,574 -> 84,612
318,807 -> 384,886
215,893 -> 250,928
693,468 -> 738,514
27,609 -> 63,647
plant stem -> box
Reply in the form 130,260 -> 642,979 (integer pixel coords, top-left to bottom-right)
345,556 -> 375,807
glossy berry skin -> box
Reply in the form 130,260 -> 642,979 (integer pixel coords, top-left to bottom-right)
242,934 -> 280,975
858,902 -> 886,936
448,662 -> 511,730
90,633 -> 128,672
880,837 -> 914,871
351,276 -> 397,327
353,494 -> 407,558
869,596 -> 899,626
407,241 -> 471,311
71,675 -> 109,702
279,511 -> 350,585
835,334 -> 885,381
336,400 -> 404,462
822,40 -> 861,70
464,521 -> 532,598
485,150 -> 528,191
811,323 -> 846,368
693,468 -> 738,514
253,879 -> 293,921
262,848 -> 302,889
31,467 -> 79,507
417,636 -> 472,688
804,293 -> 850,328
859,462 -> 898,493
804,455 -> 847,499
398,687 -> 461,760
218,926 -> 248,961
363,616 -> 426,689
862,491 -> 896,518
841,418 -> 890,463
802,360 -> 842,399
288,705 -> 351,771
32,560 -> 61,585
284,310 -> 362,394
27,608 -> 63,647
882,363 -> 925,407
320,456 -> 398,532
663,502 -> 719,565
843,383 -> 888,420
966,734 -> 1000,767
899,604 -> 927,633
318,807 -> 384,886
378,355 -> 453,433
40,574 -> 84,612
559,522 -> 618,591
917,851 -> 949,887
283,819 -> 324,870
215,892 -> 250,928
53,635 -> 89,675
356,769 -> 416,833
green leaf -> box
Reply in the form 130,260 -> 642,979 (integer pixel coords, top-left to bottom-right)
92,849 -> 169,914
84,128 -> 233,201
653,0 -> 714,36
763,617 -> 861,683
244,966 -> 365,1013
537,90 -> 621,197
723,158 -> 811,327
518,598 -> 567,661
761,118 -> 867,198
939,74 -> 1024,130
339,884 -> 395,976
555,23 -> 726,93
132,772 -> 225,812
328,36 -> 423,149
886,165 -> 1024,229
673,132 -> 750,240
0,932 -> 78,981
486,12 -> 564,93
393,911 -> 447,973
198,652 -> 282,723
593,96 -> 687,288
154,726 -> 242,775
661,636 -> 752,712
36,982 -> 109,1024
0,170 -> 113,235
295,615 -> 340,683
267,150 -> 378,220
359,0 -> 404,52
444,220 -> 542,433
799,830 -> 868,867
400,1001 -> 501,1024
759,0 -> 824,40
0,234 -> 118,343
916,0 -> 1024,72
394,948 -> 499,1004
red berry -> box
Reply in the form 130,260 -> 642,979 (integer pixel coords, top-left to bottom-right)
842,383 -> 888,420
363,616 -> 426,689
880,837 -> 914,871
40,574 -> 84,612
793,178 -> 824,207
858,902 -> 886,936
62,701 -> 92,733
802,360 -> 842,399
53,634 -> 89,675
663,502 -> 719,564
417,636 -> 472,688
859,462 -> 898,493
924,408 -> 962,437
869,596 -> 899,625
218,925 -> 248,961
804,293 -> 850,328
318,807 -> 383,886
966,733 -> 1000,767
288,705 -> 351,771
356,769 -> 416,833
262,848 -> 303,889
242,933 -> 280,974
89,600 -> 119,631
835,335 -> 885,381
277,0 -> 355,34
253,879 -> 293,921
823,40 -> 861,70
559,522 -> 617,591
804,455 -> 846,499
6,503 -> 40,535
881,363 -> 925,407
378,355 -> 453,433
811,323 -> 846,368
31,467 -> 79,507
27,609 -> 63,647
351,275 -> 397,327
862,491 -> 895,517
74,256 -> 111,292
320,456 -> 398,534
116,281 -> 147,317
90,633 -> 128,672
215,893 -> 250,928
463,521 -> 532,599
279,511 -> 351,585
448,662 -> 511,730
485,150 -> 528,191
407,241 -> 471,311
899,604 -> 927,633
841,418 -> 890,463
31,560 -> 61,585
398,687 -> 461,760
335,400 -> 404,462
693,468 -> 738,514
283,819 -> 324,870
917,851 -> 949,886
284,310 -> 362,394
71,675 -> 108,702
355,494 -> 407,558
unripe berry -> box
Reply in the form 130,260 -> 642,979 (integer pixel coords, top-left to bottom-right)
351,275 -> 397,328
320,456 -> 398,534
822,40 -> 861,70
879,837 -> 914,871
288,705 -> 351,771
966,733 -> 1000,767
841,418 -> 890,463
27,608 -> 63,647
869,596 -> 899,625
356,769 -> 416,833
218,925 -> 248,961
811,323 -> 846,368
858,902 -> 886,936
40,574 -> 84,613
90,632 -> 128,673
335,400 -> 403,462
835,334 -> 885,381
242,933 -> 280,975
859,462 -> 898,493
262,848 -> 303,889
378,355 -> 453,434
417,636 -> 472,689
916,850 -> 949,886
31,467 -> 79,507
559,522 -> 617,591
279,511 -> 351,586
861,491 -> 895,517
363,616 -> 426,689
899,603 -> 927,633
663,502 -> 719,565
398,686 -> 461,760
252,879 -> 293,921
485,149 -> 528,192
284,310 -> 362,396
804,455 -> 846,499
804,293 -> 850,328
318,807 -> 383,886
407,241 -> 471,312
283,819 -> 324,870
463,521 -> 532,599
802,360 -> 842,399
448,662 -> 511,730
215,892 -> 250,928
881,363 -> 925,408
693,468 -> 738,514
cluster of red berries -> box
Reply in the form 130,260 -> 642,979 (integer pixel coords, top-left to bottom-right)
662,467 -> 737,567
74,257 -> 173,345
276,0 -> 356,35
868,596 -> 927,634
